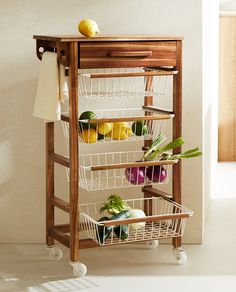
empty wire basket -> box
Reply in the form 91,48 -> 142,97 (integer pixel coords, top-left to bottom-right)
78,67 -> 177,99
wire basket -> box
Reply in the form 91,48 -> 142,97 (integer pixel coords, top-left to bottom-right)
74,151 -> 177,191
61,107 -> 173,144
78,68 -> 177,99
79,196 -> 193,246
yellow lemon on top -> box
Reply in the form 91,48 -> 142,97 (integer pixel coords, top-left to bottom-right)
78,19 -> 99,37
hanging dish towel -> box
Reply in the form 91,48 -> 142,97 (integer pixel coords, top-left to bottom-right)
33,51 -> 69,121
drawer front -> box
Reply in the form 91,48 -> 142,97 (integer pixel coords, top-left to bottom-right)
79,41 -> 177,69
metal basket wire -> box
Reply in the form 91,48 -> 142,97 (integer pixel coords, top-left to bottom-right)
78,68 -> 176,99
72,151 -> 177,191
79,196 -> 193,246
61,107 -> 173,144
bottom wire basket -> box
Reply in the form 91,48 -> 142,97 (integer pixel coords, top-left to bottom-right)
79,197 -> 193,246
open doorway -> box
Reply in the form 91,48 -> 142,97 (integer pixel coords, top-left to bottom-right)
214,1 -> 236,198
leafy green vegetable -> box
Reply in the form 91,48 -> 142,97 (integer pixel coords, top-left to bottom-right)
100,195 -> 147,231
158,137 -> 184,154
100,194 -> 131,215
160,147 -> 202,160
142,133 -> 166,161
141,133 -> 202,162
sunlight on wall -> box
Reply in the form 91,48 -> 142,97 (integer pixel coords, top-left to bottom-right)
0,140 -> 13,185
216,0 -> 236,199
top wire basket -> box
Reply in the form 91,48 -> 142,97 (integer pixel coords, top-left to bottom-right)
78,67 -> 177,99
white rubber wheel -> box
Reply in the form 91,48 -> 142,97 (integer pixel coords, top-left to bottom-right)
173,248 -> 187,264
70,262 -> 87,278
48,247 -> 63,261
146,240 -> 159,249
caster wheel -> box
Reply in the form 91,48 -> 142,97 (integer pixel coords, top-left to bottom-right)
173,248 -> 187,264
48,247 -> 63,261
146,240 -> 159,249
70,262 -> 87,278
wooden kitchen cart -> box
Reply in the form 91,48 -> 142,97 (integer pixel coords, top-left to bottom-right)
33,35 -> 193,277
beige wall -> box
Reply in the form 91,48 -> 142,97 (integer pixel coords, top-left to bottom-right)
0,0 -> 203,243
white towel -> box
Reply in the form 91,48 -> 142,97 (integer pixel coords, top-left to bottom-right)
59,63 -> 69,102
33,52 -> 69,122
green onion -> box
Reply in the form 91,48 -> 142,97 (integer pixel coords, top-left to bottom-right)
142,133 -> 166,161
142,134 -> 202,162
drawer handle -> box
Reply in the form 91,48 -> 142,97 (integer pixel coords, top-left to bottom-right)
110,50 -> 152,57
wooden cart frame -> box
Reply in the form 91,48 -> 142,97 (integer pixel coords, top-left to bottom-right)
33,35 -> 183,270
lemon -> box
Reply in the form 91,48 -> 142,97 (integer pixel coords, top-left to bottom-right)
80,128 -> 98,144
126,127 -> 133,137
113,122 -> 128,129
106,131 -> 112,138
98,123 -> 112,135
111,122 -> 129,140
78,19 -> 99,37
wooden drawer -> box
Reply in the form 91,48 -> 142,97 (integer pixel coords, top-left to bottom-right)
79,41 -> 177,69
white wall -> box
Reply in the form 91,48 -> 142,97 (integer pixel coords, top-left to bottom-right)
0,0 -> 203,243
202,1 -> 219,230
220,0 -> 236,11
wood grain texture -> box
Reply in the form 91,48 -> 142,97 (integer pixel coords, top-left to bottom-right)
78,114 -> 171,124
142,186 -> 172,199
61,107 -> 173,124
110,50 -> 153,57
37,35 -> 184,253
69,42 -> 80,262
143,72 -> 154,215
49,228 -> 70,248
46,122 -> 55,247
80,41 -> 177,68
91,159 -> 178,172
172,40 -> 182,248
87,70 -> 178,78
79,239 -> 101,249
102,213 -> 190,227
50,153 -> 70,167
33,35 -> 184,42
50,197 -> 70,213
219,17 -> 236,161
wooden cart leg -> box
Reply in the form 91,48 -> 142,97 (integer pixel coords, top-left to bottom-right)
46,122 -> 55,246
68,41 -> 79,262
172,40 -> 182,249
143,75 -> 154,215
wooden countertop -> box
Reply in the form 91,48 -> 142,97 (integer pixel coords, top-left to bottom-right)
33,34 -> 184,42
